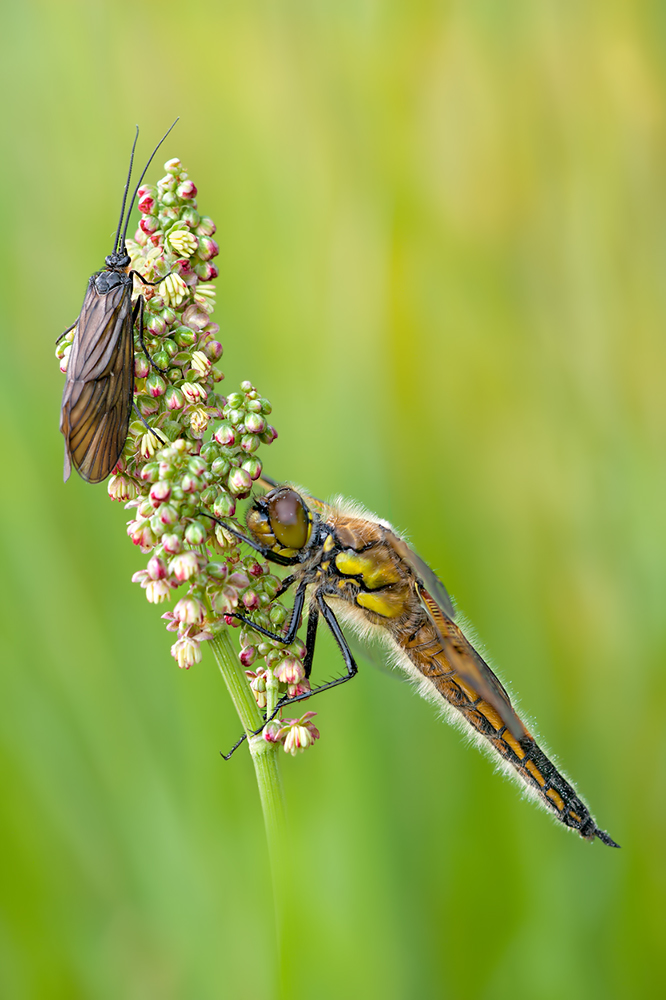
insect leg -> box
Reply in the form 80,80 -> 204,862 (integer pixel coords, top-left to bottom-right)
131,269 -> 174,288
132,403 -> 167,446
231,578 -> 306,644
197,512 -> 296,566
270,592 -> 358,714
133,295 -> 168,375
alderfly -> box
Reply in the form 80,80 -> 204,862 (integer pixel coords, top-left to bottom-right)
59,120 -> 178,483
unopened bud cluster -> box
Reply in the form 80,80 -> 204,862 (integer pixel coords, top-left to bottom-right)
56,156 -> 320,756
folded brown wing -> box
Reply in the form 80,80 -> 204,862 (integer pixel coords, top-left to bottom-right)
417,584 -> 527,741
60,280 -> 134,483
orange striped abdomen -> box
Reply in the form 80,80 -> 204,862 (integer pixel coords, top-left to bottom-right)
399,620 -> 618,846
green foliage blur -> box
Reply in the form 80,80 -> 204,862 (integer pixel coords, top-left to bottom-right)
1,2 -> 664,997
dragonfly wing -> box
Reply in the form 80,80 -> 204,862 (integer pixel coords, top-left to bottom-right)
418,584 -> 527,740
384,529 -> 456,620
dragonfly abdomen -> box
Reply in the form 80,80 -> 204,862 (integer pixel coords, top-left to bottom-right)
396,620 -> 618,846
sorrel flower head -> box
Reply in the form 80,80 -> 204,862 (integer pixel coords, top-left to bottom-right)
56,155 -> 319,753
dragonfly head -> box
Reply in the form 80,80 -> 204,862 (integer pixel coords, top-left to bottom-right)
247,487 -> 312,557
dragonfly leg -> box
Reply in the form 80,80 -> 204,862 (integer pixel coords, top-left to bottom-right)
231,578 -> 305,645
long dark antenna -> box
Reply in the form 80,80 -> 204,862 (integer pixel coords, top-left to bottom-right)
119,117 -> 180,251
114,126 -> 139,254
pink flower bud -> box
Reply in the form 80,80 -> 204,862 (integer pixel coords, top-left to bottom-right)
147,555 -> 167,580
194,261 -> 218,282
184,521 -> 206,545
239,646 -> 257,668
165,386 -> 185,410
210,493 -> 234,520
241,457 -> 262,481
162,533 -> 181,555
244,413 -> 266,434
242,590 -> 260,611
213,421 -> 235,446
173,596 -> 205,625
212,588 -> 239,614
169,551 -> 201,582
198,236 -> 219,261
134,355 -> 151,378
138,191 -> 156,214
146,373 -> 166,397
139,215 -> 160,235
149,481 -> 171,506
240,434 -> 260,454
177,179 -> 198,199
204,340 -> 223,362
158,503 -> 179,526
228,468 -> 252,496
146,314 -> 166,336
196,216 -> 216,237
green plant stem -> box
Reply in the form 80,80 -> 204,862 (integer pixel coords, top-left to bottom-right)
209,630 -> 292,997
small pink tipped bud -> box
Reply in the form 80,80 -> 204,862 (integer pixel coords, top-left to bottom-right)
242,590 -> 260,611
211,587 -> 239,614
194,261 -> 218,282
239,645 -> 258,668
177,179 -> 198,199
204,339 -> 223,361
212,491 -> 235,518
162,534 -> 182,555
213,421 -> 235,446
198,236 -> 219,261
134,355 -> 151,378
149,481 -> 172,506
244,413 -> 266,434
146,373 -> 167,397
138,187 -> 156,214
165,386 -> 185,410
173,596 -> 205,625
184,521 -> 206,545
139,215 -> 160,235
147,555 -> 168,580
158,503 -> 179,526
169,551 -> 201,582
196,217 -> 216,237
228,468 -> 252,496
241,457 -> 263,481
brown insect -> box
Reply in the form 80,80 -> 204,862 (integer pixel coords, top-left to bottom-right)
216,484 -> 619,847
59,120 -> 178,483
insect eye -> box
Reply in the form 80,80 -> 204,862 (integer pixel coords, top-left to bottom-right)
267,489 -> 310,550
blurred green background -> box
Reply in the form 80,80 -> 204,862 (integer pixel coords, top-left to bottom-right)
1,1 -> 664,998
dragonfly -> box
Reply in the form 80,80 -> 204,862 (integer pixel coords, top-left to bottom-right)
215,482 -> 619,847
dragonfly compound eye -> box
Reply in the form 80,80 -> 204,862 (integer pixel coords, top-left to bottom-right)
267,489 -> 311,550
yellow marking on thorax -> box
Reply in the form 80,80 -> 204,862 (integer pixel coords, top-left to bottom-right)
546,788 -> 565,811
356,590 -> 405,618
334,550 -> 402,589
323,534 -> 335,554
502,732 -> 526,759
524,760 -> 546,787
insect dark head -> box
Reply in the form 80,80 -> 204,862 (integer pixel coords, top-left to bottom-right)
104,250 -> 132,271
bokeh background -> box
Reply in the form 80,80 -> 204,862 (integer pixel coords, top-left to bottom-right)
1,2 -> 664,998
